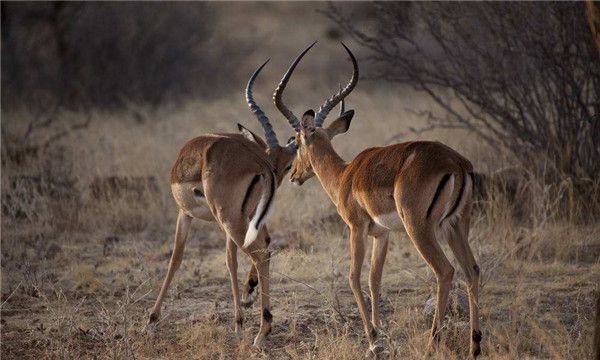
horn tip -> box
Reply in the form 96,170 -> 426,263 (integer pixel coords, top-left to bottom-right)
259,58 -> 271,68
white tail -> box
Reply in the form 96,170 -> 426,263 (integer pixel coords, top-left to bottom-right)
244,171 -> 276,248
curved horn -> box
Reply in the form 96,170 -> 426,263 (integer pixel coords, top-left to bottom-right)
314,42 -> 359,128
246,58 -> 278,147
273,41 -> 317,132
339,84 -> 345,116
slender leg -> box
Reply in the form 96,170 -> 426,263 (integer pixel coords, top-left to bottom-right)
242,265 -> 258,307
149,210 -> 192,323
246,235 -> 271,349
369,232 -> 389,330
226,237 -> 243,333
242,227 -> 270,307
215,208 -> 272,349
348,225 -> 379,352
403,220 -> 454,353
447,213 -> 481,358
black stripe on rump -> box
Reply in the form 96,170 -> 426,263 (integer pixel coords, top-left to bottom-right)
241,175 -> 260,214
256,171 -> 276,229
426,174 -> 451,219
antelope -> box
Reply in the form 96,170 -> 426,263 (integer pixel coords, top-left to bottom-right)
147,45 -> 316,348
260,42 -> 483,357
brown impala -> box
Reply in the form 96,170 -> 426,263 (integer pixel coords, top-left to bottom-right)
148,44 -> 317,348
250,43 -> 483,358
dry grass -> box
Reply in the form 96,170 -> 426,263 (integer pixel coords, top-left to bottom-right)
1,3 -> 599,359
2,89 -> 598,359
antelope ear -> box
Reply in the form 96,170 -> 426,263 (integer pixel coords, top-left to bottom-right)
237,123 -> 261,144
301,109 -> 316,141
326,109 -> 354,138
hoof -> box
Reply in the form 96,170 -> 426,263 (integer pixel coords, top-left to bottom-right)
148,312 -> 160,324
471,345 -> 481,358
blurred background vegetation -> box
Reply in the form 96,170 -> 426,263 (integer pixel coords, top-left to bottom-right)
2,1 -> 598,220
1,2 -> 243,110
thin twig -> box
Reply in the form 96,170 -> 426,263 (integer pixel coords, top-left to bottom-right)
1,281 -> 23,307
271,270 -> 322,296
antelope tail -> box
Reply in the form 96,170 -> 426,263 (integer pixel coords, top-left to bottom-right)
243,170 -> 276,248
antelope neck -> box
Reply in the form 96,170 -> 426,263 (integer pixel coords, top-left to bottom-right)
308,138 -> 346,205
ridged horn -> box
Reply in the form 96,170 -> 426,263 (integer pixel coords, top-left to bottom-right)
273,41 -> 317,132
246,58 -> 278,147
339,84 -> 345,116
314,42 -> 359,128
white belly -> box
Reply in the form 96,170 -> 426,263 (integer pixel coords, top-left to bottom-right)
373,212 -> 404,231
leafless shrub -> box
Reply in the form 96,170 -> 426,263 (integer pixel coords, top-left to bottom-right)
327,2 -> 600,221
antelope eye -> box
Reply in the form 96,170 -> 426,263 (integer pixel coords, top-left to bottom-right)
285,164 -> 292,172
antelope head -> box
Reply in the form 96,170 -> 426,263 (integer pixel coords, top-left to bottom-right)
280,43 -> 358,185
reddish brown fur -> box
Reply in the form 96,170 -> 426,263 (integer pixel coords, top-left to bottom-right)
290,114 -> 481,357
338,141 -> 472,220
170,133 -> 270,184
150,131 -> 295,349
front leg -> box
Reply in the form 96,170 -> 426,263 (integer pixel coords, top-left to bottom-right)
348,225 -> 379,353
226,237 -> 243,334
369,232 -> 389,331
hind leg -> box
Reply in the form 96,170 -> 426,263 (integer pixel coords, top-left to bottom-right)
149,210 -> 192,323
242,227 -> 271,307
226,237 -> 243,334
245,236 -> 271,349
446,213 -> 481,358
217,214 -> 272,349
242,265 -> 258,308
403,218 -> 454,353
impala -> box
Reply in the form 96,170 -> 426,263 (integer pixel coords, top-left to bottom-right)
147,44 -> 316,348
257,42 -> 483,357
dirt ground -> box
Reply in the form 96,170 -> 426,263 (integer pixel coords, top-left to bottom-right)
1,200 -> 599,359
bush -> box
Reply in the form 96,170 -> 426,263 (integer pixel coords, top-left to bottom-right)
328,2 -> 600,221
